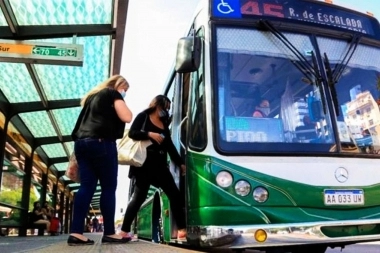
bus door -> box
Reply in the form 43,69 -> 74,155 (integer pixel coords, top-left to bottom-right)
169,27 -> 205,231
169,71 -> 190,189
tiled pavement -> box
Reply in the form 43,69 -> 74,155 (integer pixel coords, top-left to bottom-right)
0,233 -> 205,253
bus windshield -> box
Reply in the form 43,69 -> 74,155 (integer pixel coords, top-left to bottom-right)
214,26 -> 380,155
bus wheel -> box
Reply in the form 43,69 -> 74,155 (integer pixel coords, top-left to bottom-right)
290,245 -> 327,253
152,194 -> 163,243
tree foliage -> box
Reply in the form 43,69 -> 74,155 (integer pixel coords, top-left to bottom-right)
0,187 -> 39,210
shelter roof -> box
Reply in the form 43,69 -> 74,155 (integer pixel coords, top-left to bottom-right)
0,0 -> 128,209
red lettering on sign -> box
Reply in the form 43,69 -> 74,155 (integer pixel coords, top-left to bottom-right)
263,3 -> 284,17
241,1 -> 263,16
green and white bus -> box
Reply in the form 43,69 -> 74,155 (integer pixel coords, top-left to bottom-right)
131,0 -> 380,252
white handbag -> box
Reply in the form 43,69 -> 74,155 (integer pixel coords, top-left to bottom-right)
118,135 -> 152,167
118,114 -> 152,167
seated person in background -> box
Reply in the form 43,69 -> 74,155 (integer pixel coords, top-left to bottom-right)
295,115 -> 317,141
252,99 -> 270,118
42,202 -> 53,220
32,201 -> 50,233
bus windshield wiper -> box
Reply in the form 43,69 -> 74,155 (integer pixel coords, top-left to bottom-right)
331,33 -> 361,83
259,20 -> 322,84
259,20 -> 327,113
324,53 -> 339,116
323,34 -> 361,116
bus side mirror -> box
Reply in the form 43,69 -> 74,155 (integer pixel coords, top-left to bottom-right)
175,36 -> 201,73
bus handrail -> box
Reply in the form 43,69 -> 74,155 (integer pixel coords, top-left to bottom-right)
178,116 -> 188,151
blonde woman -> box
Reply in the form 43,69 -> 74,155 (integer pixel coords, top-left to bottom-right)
68,75 -> 133,245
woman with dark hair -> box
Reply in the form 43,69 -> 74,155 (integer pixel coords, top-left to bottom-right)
119,95 -> 187,240
42,201 -> 53,220
32,201 -> 50,233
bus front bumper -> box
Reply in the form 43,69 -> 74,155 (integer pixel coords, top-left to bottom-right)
187,219 -> 380,249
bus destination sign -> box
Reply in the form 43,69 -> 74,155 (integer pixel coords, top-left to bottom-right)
212,0 -> 376,36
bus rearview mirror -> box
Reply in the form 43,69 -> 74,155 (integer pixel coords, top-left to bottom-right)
175,36 -> 201,73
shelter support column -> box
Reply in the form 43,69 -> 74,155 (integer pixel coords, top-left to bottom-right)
69,194 -> 74,233
0,120 -> 9,189
52,182 -> 57,213
64,195 -> 70,234
19,153 -> 34,236
59,191 -> 64,232
40,172 -> 48,204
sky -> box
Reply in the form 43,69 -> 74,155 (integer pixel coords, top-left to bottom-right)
113,0 -> 380,220
120,0 -> 201,118
115,0 -> 200,220
120,0 -> 380,120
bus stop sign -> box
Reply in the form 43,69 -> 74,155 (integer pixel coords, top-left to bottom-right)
0,40 -> 83,66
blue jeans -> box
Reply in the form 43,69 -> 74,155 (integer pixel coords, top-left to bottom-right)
70,138 -> 118,236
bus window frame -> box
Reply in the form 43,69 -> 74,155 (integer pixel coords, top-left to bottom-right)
210,22 -> 337,156
188,27 -> 207,152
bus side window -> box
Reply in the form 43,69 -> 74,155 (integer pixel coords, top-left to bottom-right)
189,93 -> 206,148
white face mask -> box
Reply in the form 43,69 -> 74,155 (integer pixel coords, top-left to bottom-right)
120,90 -> 126,98
257,107 -> 270,116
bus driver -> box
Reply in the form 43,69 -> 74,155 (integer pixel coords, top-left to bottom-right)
252,99 -> 270,118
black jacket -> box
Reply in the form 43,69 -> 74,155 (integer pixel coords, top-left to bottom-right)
127,112 -> 183,178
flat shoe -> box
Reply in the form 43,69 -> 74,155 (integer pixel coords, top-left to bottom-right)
67,235 -> 95,246
102,236 -> 130,244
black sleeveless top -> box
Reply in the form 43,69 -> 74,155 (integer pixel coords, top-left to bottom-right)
72,88 -> 125,140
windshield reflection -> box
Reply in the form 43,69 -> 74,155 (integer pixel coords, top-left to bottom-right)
215,26 -> 380,155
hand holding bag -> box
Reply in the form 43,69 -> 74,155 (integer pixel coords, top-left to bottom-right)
65,152 -> 80,182
118,114 -> 152,167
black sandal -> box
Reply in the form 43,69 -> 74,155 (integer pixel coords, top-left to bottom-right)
101,236 -> 130,244
67,235 -> 95,246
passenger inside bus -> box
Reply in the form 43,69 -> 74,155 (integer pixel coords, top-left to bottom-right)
295,115 -> 318,142
252,99 -> 270,118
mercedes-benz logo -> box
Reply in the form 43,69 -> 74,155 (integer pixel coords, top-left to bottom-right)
335,167 -> 349,183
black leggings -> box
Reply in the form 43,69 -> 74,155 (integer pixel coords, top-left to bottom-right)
121,167 -> 185,232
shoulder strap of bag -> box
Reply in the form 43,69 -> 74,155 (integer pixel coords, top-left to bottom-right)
141,113 -> 148,132
71,95 -> 94,140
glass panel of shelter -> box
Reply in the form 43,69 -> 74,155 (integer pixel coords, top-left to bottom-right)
9,0 -> 113,25
31,36 -> 111,100
0,8 -> 6,25
0,63 -> 40,103
52,108 -> 81,136
19,111 -> 57,137
40,143 -> 66,158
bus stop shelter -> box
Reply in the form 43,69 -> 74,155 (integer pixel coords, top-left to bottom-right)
0,0 -> 128,236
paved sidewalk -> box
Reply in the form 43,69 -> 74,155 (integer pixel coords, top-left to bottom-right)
0,233 -> 203,253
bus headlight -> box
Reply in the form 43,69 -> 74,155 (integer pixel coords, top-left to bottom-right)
216,171 -> 233,188
253,187 -> 268,203
235,180 -> 251,196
